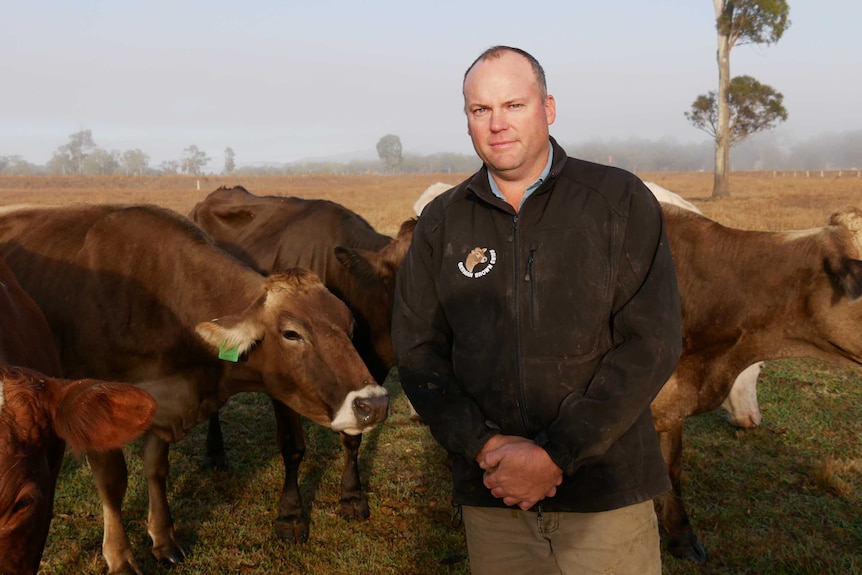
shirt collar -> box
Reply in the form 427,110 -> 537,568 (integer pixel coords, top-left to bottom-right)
488,140 -> 554,209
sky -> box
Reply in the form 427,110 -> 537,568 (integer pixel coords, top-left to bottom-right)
2,1 -> 860,168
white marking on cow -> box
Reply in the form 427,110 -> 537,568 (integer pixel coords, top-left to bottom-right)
643,182 -> 702,213
414,182 -> 454,216
782,227 -> 824,242
720,362 -> 764,428
0,203 -> 51,217
330,384 -> 389,435
830,208 -> 862,257
0,379 -> 4,411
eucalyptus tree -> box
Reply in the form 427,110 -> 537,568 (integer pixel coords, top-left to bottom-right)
705,0 -> 790,197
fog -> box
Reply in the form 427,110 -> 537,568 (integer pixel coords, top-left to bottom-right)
2,1 -> 860,171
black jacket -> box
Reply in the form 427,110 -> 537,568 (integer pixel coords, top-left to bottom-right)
392,139 -> 681,512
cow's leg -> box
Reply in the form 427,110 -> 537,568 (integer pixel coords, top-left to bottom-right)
143,433 -> 187,564
338,431 -> 370,520
272,398 -> 309,543
203,411 -> 229,470
657,425 -> 708,564
88,447 -> 142,575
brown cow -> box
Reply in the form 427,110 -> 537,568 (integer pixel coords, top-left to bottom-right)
0,257 -> 155,575
0,204 -> 388,575
189,185 -> 415,542
653,205 -> 862,564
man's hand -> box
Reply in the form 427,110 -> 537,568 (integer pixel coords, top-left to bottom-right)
475,434 -> 531,464
476,435 -> 563,510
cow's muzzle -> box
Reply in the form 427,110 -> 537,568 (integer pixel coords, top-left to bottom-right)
353,394 -> 390,426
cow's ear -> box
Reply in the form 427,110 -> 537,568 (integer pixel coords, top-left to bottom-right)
53,379 -> 156,454
335,246 -> 381,285
386,218 -> 417,265
839,258 -> 862,300
195,316 -> 263,359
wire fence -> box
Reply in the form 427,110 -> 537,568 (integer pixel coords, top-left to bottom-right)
762,169 -> 862,178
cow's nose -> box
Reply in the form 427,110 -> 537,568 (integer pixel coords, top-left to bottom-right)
353,394 -> 390,425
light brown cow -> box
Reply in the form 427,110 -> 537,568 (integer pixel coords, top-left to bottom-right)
0,257 -> 155,575
653,204 -> 862,564
189,185 -> 415,542
645,181 -> 766,428
0,204 -> 388,575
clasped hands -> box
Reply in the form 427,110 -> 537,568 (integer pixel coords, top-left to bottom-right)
476,434 -> 563,510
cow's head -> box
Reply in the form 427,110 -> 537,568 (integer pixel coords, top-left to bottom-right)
195,267 -> 389,435
803,207 -> 862,365
331,218 -> 417,383
0,367 -> 155,575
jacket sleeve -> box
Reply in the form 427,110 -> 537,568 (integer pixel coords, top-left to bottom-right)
539,182 -> 682,475
392,211 -> 498,461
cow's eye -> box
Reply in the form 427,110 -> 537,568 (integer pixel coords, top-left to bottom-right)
13,496 -> 34,514
282,330 -> 303,342
11,487 -> 38,516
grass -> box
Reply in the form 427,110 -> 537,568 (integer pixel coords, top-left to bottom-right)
0,172 -> 858,574
35,361 -> 861,575
665,360 -> 861,575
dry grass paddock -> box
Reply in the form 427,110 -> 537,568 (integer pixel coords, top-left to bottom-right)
0,172 -> 859,574
3,169 -> 860,234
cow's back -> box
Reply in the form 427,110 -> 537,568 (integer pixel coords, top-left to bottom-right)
190,186 -> 391,276
662,206 -> 782,328
0,204 -> 260,381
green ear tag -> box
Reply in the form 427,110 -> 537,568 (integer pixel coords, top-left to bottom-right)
218,342 -> 240,362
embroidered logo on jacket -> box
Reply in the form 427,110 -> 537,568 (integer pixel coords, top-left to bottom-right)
458,247 -> 496,278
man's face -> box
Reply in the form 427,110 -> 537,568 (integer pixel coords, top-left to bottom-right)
463,51 -> 556,184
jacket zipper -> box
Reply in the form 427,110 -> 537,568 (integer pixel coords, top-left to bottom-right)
525,249 -> 537,329
511,215 -> 530,434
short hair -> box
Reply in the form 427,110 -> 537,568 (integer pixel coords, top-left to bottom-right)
463,46 -> 548,101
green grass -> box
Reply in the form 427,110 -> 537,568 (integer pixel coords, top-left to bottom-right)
39,361 -> 860,574
664,360 -> 861,575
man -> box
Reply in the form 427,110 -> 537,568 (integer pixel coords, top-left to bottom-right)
392,46 -> 681,574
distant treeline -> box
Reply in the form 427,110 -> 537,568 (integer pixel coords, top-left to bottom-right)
566,129 -> 862,173
232,131 -> 862,175
2,130 -> 859,176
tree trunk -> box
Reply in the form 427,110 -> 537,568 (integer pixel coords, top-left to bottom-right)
713,0 -> 732,198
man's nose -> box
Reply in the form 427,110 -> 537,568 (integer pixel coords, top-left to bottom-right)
489,111 -> 508,132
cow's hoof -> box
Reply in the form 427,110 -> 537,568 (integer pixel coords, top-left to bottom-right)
275,516 -> 309,544
201,453 -> 229,471
668,536 -> 708,565
339,496 -> 371,521
152,541 -> 187,566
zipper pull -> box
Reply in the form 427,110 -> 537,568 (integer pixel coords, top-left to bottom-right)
508,216 -> 518,243
524,250 -> 536,281
536,505 -> 544,531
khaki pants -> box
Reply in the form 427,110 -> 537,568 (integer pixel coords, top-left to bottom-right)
462,500 -> 661,575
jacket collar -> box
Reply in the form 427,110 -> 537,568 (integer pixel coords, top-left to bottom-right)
466,137 -> 568,210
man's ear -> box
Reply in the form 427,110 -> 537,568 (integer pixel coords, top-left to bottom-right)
545,94 -> 556,125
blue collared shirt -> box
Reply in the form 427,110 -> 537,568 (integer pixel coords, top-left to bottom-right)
488,140 -> 553,210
